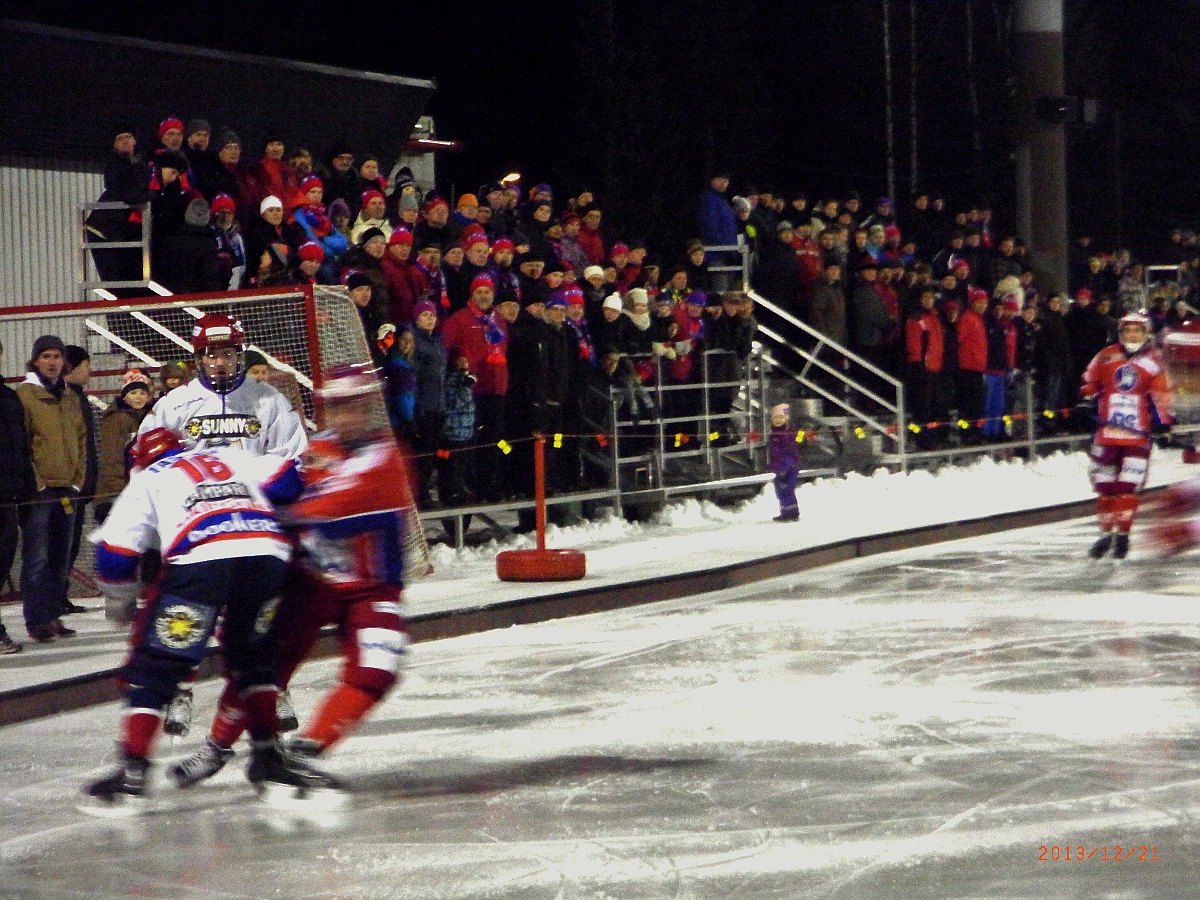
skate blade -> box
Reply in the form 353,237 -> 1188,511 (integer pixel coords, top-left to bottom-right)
77,795 -> 149,818
255,781 -> 348,812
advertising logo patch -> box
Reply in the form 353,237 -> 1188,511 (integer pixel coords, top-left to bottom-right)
154,603 -> 215,650
185,415 -> 263,441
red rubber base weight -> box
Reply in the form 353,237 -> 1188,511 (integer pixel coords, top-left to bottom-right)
496,549 -> 587,582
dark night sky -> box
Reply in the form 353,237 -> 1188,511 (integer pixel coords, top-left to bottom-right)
5,0 -> 1199,259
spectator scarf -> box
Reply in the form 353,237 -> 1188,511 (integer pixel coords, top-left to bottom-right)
568,316 -> 596,363
468,300 -> 506,364
416,259 -> 449,309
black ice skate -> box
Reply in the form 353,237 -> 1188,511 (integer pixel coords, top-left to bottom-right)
247,739 -> 346,810
1089,534 -> 1113,559
163,688 -> 193,738
170,738 -> 235,788
79,752 -> 150,817
276,689 -> 299,733
1112,534 -> 1130,560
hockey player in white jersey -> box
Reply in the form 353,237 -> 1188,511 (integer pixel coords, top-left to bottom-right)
139,313 -> 307,459
81,427 -> 338,814
139,313 -> 306,736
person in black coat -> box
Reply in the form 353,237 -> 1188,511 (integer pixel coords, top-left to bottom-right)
705,292 -> 757,442
85,125 -> 152,290
0,339 -> 37,652
1034,294 -> 1072,421
153,198 -> 222,294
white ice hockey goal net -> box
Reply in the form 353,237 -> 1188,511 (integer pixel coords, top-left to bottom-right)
0,284 -> 432,578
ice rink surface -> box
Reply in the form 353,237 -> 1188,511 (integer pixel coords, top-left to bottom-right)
4,516 -> 1200,899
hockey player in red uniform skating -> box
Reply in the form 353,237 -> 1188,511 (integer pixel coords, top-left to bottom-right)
172,364 -> 411,789
1079,312 -> 1174,560
82,428 -> 338,814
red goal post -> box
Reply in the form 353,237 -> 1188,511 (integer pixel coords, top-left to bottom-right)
0,284 -> 432,576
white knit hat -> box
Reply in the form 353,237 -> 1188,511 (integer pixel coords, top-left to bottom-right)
602,293 -> 624,311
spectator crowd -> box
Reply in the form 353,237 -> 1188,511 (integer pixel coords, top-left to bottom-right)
705,176 -> 1200,449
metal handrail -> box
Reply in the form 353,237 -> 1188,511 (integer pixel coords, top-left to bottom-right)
78,200 -> 152,299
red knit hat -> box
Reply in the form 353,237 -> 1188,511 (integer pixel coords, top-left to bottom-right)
300,175 -> 323,193
492,237 -> 515,253
463,231 -> 489,250
388,228 -> 414,246
610,242 -> 630,257
297,241 -> 324,262
360,189 -> 384,209
210,193 -> 237,215
158,116 -> 184,139
470,274 -> 495,294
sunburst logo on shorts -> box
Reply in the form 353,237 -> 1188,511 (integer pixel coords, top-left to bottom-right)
155,604 -> 206,649
254,597 -> 281,635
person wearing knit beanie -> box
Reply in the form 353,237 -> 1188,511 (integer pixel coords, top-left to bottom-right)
158,116 -> 185,150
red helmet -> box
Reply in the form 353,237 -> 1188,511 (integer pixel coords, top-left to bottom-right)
317,363 -> 379,401
192,314 -> 246,394
191,314 -> 246,354
131,427 -> 182,471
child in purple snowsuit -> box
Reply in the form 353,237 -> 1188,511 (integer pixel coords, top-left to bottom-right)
768,403 -> 800,521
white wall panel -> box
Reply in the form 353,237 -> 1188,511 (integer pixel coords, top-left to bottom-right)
0,157 -> 102,309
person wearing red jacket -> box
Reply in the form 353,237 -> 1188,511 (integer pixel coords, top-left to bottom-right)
904,286 -> 945,448
576,205 -> 606,265
955,286 -> 989,440
1080,312 -> 1174,560
980,298 -> 1018,440
381,228 -> 419,325
441,276 -> 509,501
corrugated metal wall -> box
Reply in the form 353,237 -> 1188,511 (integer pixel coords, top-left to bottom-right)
0,156 -> 103,309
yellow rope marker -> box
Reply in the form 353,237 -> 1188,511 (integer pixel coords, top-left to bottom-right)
908,423 -> 921,433
708,431 -> 720,443
1002,415 -> 1013,426
854,427 -> 866,439
958,419 -> 970,430
674,433 -> 684,448
795,430 -> 805,443
497,440 -> 512,455
1043,410 -> 1055,418
553,433 -> 563,448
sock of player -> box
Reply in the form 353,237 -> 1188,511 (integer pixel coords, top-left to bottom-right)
239,684 -> 279,742
119,708 -> 163,759
209,681 -> 248,749
1113,493 -> 1139,534
299,684 -> 379,752
1096,494 -> 1118,533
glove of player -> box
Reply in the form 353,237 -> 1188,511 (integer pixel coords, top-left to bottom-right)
101,581 -> 139,628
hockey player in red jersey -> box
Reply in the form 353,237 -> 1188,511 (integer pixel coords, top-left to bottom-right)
172,364 -> 411,788
1079,312 -> 1174,560
82,427 -> 341,814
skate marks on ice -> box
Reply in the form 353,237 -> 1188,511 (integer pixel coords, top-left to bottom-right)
6,517 -> 1200,898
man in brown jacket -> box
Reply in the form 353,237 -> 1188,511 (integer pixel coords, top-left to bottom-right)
16,334 -> 87,643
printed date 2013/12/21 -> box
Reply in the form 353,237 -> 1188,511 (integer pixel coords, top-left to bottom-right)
1038,846 -> 1159,861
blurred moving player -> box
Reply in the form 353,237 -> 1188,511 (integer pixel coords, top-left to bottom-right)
1079,312 -> 1173,560
173,364 -> 410,787
83,427 -> 337,813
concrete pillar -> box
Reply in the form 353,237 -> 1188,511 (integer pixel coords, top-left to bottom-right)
1014,0 -> 1069,294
